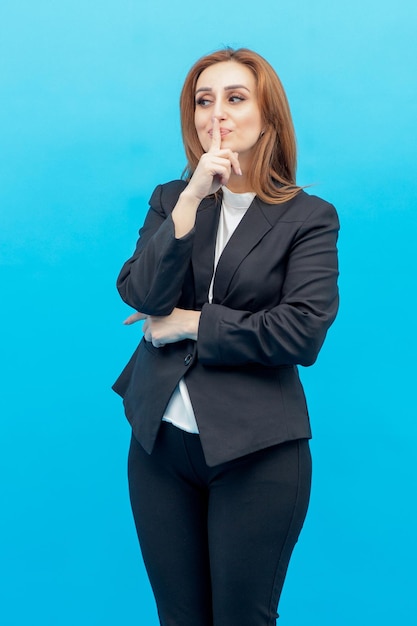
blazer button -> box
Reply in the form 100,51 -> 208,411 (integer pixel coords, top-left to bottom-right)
184,354 -> 193,366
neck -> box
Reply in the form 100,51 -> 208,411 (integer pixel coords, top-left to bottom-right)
226,172 -> 254,194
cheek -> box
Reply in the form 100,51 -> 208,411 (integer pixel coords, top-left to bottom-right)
194,108 -> 207,131
195,120 -> 209,150
247,113 -> 262,136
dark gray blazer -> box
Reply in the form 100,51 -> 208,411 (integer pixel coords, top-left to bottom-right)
113,180 -> 339,466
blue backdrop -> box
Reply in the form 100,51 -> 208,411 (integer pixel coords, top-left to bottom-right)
1,1 -> 416,624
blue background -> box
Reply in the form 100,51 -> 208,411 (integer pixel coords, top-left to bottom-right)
1,1 -> 416,624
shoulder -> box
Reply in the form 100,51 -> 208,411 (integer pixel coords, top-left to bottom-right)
149,179 -> 188,213
257,188 -> 339,229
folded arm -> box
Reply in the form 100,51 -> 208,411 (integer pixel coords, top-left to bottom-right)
197,201 -> 339,367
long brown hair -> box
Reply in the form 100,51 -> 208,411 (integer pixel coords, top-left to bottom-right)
180,48 -> 301,204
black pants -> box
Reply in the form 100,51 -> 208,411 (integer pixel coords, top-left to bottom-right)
128,422 -> 312,626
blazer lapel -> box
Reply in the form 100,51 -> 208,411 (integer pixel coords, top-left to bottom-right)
212,197 -> 273,303
192,195 -> 222,307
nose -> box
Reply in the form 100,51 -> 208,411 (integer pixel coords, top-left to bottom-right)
212,101 -> 226,120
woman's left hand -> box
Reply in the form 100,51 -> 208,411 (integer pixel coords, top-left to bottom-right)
124,308 -> 201,348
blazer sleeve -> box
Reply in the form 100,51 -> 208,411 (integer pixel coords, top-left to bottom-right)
116,182 -> 194,315
197,200 -> 339,367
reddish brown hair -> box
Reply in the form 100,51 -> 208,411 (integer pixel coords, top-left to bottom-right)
180,48 -> 301,204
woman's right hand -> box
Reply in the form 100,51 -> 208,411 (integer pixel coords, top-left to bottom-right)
123,311 -> 147,325
172,118 -> 241,238
185,117 -> 242,200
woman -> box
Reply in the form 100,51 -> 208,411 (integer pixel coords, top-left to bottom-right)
113,47 -> 339,626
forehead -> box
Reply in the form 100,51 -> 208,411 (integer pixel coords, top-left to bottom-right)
195,61 -> 256,91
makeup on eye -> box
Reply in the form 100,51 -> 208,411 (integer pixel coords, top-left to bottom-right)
195,84 -> 251,105
195,93 -> 247,107
195,96 -> 213,107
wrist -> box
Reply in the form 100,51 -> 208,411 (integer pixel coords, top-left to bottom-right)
179,187 -> 204,205
186,310 -> 201,341
172,191 -> 201,239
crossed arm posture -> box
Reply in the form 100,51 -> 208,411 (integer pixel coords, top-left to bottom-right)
123,308 -> 200,348
123,117 -> 241,348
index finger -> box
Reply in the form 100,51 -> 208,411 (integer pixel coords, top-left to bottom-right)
209,117 -> 221,152
123,311 -> 147,325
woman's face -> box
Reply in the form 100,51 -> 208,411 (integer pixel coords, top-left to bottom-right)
194,61 -> 263,169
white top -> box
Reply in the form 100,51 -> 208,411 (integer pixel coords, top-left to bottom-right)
162,186 -> 255,433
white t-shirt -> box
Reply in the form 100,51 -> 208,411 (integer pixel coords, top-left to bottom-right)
162,186 -> 255,433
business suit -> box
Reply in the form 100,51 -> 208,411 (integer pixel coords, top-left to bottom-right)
114,178 -> 339,626
113,179 -> 339,466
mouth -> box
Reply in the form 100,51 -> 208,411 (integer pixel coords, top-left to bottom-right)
209,128 -> 231,137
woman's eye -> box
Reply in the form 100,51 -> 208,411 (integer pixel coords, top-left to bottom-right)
195,94 -> 245,106
196,97 -> 212,107
229,94 -> 245,103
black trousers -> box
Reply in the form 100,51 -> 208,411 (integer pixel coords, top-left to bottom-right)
128,422 -> 312,626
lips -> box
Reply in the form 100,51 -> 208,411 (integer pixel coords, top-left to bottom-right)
209,128 -> 231,137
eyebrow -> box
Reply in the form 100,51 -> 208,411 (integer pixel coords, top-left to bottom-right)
195,84 -> 251,95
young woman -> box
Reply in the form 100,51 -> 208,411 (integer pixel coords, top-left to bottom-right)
113,47 -> 339,626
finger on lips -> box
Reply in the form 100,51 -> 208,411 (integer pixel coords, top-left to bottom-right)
209,123 -> 242,176
210,117 -> 221,151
